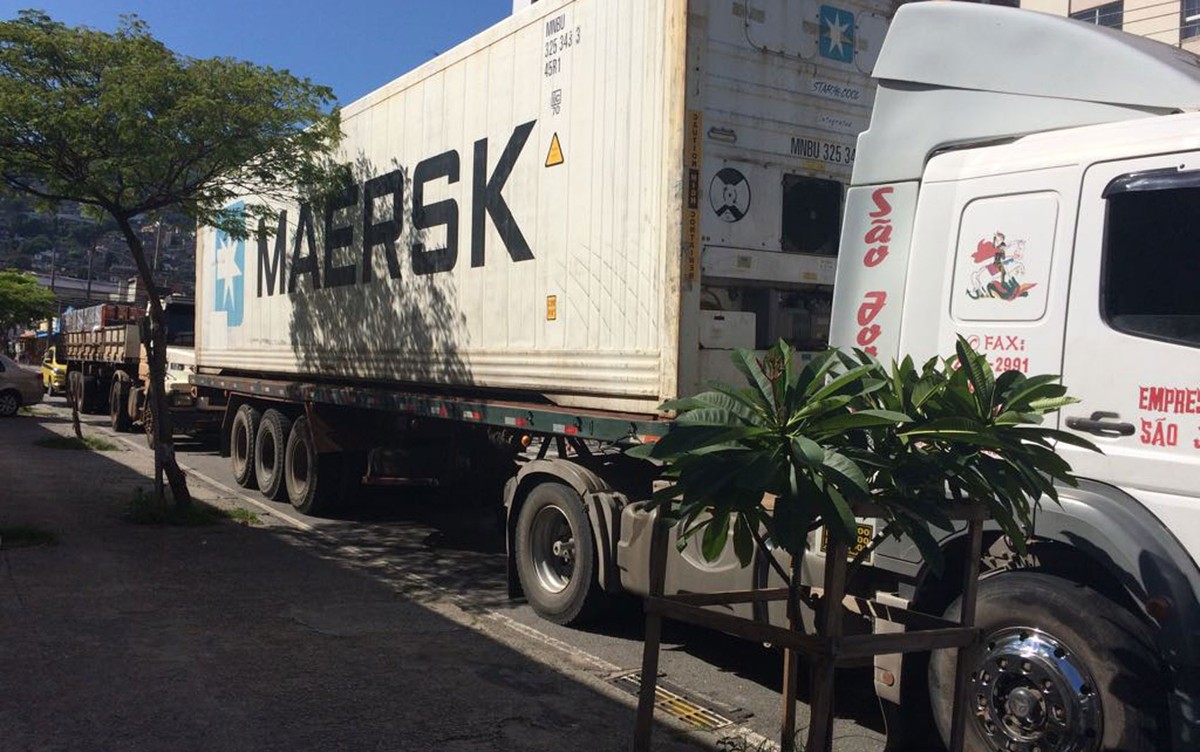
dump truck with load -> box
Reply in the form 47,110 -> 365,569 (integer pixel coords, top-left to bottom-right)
57,298 -> 222,438
192,2 -> 1200,750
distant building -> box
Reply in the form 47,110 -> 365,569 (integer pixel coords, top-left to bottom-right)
1024,0 -> 1200,51
31,273 -> 134,309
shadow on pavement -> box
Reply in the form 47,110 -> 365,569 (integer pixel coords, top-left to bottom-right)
0,413 -> 706,752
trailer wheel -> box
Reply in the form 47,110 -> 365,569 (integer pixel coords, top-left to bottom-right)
230,404 -> 261,488
929,572 -> 1166,752
284,416 -> 343,516
254,409 -> 291,500
515,482 -> 605,625
109,380 -> 132,433
0,389 -> 20,417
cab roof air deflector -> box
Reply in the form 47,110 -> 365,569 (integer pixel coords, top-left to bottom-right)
853,4 -> 1200,186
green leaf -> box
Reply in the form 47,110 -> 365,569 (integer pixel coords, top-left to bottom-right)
1004,375 -> 1066,411
820,448 -> 870,498
807,363 -> 876,403
1023,427 -> 1103,453
624,442 -> 656,460
815,482 -> 858,542
701,512 -> 731,562
993,369 -> 1025,401
790,435 -> 826,467
649,424 -> 756,458
956,336 -> 995,411
900,497 -> 956,533
1028,395 -> 1080,413
731,516 -> 756,567
809,409 -> 910,433
790,348 -> 840,398
681,390 -> 761,423
731,348 -> 778,416
791,395 -> 856,423
674,407 -> 737,425
772,491 -> 814,556
910,375 -> 944,411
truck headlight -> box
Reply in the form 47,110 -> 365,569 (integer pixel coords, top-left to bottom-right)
171,392 -> 194,407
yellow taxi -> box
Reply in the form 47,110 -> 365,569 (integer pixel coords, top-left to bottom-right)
40,344 -> 67,395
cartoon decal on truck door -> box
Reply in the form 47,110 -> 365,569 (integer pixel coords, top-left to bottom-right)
966,232 -> 1037,301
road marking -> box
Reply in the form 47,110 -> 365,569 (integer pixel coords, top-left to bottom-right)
483,611 -> 620,674
183,465 -> 315,532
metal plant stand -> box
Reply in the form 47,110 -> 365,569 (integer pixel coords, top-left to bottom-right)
633,501 -> 987,752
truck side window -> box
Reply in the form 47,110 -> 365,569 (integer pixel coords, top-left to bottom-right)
1103,184 -> 1200,347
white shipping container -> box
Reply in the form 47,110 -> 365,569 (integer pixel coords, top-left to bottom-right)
196,0 -> 890,414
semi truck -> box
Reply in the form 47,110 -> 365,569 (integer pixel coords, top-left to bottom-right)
56,298 -> 222,438
191,2 -> 1200,750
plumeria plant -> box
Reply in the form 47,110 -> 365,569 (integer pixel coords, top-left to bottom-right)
631,337 -> 1099,574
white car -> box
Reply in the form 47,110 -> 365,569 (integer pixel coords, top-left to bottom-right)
0,353 -> 44,416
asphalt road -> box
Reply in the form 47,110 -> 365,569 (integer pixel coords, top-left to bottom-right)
46,396 -> 900,752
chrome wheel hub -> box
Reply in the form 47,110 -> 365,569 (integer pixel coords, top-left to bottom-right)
971,628 -> 1101,752
529,506 -> 575,594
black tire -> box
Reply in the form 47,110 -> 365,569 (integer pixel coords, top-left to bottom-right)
80,374 -> 104,415
514,482 -> 606,625
79,374 -> 93,413
143,402 -> 156,449
284,416 -> 343,516
0,389 -> 20,417
929,572 -> 1167,752
254,408 -> 292,500
230,404 -> 261,488
110,379 -> 132,432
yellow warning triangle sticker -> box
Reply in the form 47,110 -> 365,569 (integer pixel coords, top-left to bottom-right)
545,133 -> 564,167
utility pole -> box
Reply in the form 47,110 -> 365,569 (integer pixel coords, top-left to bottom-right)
84,239 -> 96,304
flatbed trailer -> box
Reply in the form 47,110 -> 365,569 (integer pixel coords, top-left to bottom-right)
191,372 -> 670,445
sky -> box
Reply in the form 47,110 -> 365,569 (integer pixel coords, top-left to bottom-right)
0,1 -> 514,105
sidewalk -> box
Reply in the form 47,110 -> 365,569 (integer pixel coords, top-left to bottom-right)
0,409 -> 711,752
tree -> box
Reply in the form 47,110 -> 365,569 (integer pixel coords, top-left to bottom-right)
0,10 -> 341,506
0,267 -> 54,336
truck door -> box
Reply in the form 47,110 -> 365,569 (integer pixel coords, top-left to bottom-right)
1059,155 -> 1200,561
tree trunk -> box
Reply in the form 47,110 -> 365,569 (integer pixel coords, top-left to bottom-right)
115,215 -> 191,508
70,381 -> 82,440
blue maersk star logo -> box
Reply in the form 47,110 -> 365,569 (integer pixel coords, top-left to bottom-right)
214,202 -> 245,327
819,5 -> 855,64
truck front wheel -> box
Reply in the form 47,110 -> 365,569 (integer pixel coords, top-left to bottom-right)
284,416 -> 343,517
514,482 -> 606,625
254,409 -> 291,500
929,572 -> 1166,752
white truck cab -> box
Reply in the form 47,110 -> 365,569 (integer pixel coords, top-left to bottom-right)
827,4 -> 1200,751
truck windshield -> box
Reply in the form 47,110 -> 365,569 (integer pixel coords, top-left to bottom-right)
163,303 -> 195,346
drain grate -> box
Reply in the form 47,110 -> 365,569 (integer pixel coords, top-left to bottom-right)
612,672 -> 737,732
